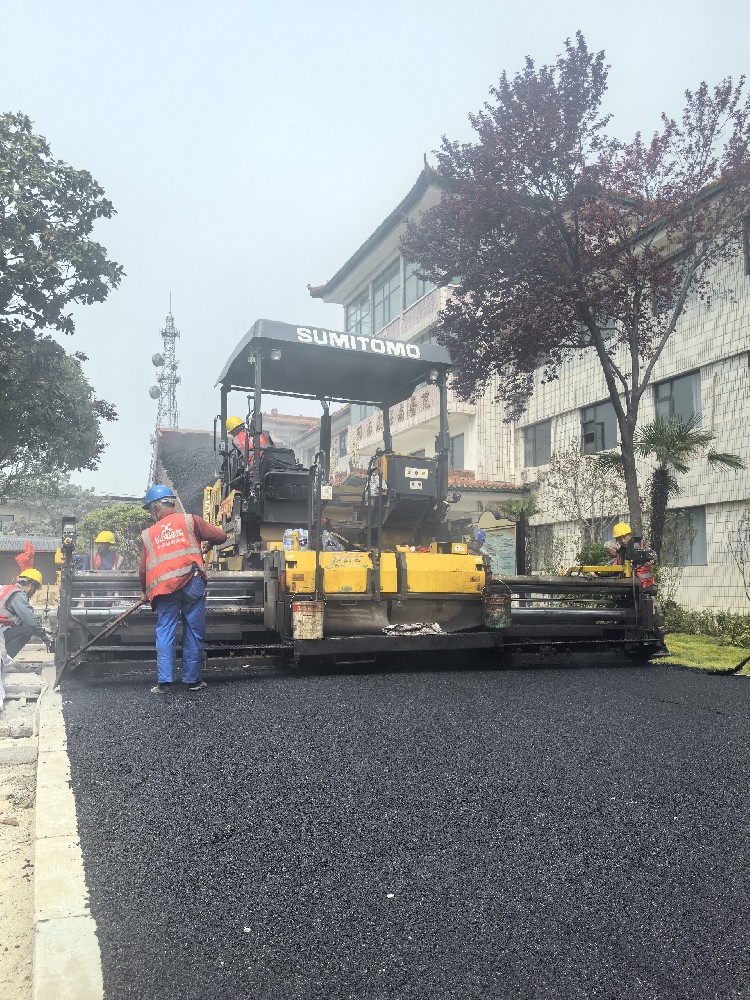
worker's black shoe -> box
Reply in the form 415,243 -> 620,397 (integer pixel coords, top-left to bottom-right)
185,680 -> 207,692
150,683 -> 171,694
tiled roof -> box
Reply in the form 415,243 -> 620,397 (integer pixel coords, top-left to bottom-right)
330,467 -> 522,493
266,412 -> 320,428
449,472 -> 522,491
0,536 -> 60,552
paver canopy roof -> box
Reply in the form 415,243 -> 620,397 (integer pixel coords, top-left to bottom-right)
216,319 -> 451,407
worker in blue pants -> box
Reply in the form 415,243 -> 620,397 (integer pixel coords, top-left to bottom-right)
154,572 -> 207,686
140,484 -> 227,694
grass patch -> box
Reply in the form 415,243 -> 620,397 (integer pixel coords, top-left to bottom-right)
660,634 -> 750,674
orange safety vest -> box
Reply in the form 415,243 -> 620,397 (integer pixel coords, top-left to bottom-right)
232,429 -> 271,466
141,513 -> 204,600
635,563 -> 656,589
0,584 -> 23,627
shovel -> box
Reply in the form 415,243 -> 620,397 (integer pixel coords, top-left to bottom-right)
55,596 -> 149,687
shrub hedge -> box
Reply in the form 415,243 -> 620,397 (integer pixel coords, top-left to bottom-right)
663,602 -> 750,648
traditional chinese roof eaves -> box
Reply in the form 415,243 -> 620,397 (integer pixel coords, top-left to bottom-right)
449,477 -> 524,491
308,166 -> 443,300
266,413 -> 320,428
329,467 -> 522,493
0,536 -> 60,552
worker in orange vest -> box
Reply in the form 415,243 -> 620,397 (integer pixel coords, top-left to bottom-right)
225,416 -> 274,471
140,485 -> 227,694
0,569 -> 53,657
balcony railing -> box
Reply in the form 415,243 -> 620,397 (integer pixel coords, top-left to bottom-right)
350,384 -> 475,450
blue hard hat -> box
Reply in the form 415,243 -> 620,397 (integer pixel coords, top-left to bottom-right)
143,484 -> 176,508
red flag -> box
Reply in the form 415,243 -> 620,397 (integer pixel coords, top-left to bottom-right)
15,542 -> 35,571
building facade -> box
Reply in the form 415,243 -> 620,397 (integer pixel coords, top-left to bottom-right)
309,169 -> 750,610
514,240 -> 750,610
308,168 -> 515,489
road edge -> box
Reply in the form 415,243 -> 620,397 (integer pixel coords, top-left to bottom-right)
33,663 -> 104,1000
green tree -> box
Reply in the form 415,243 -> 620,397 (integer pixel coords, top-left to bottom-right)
489,494 -> 541,522
0,335 -> 117,498
633,416 -> 744,558
536,447 -> 625,550
727,504 -> 750,603
0,111 -> 123,496
401,34 -> 750,534
78,503 -> 150,571
3,474 -> 100,534
0,112 -> 123,347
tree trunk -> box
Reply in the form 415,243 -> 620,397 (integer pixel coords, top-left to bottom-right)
618,426 -> 643,535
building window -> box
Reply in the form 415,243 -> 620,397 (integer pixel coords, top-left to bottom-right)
346,290 -> 370,337
449,434 -> 465,470
662,506 -> 707,566
373,260 -> 400,332
0,514 -> 14,532
743,215 -> 750,276
582,401 -> 618,453
412,328 -> 436,346
337,430 -> 347,456
654,371 -> 701,423
403,259 -> 435,309
351,403 -> 376,422
523,420 -> 552,467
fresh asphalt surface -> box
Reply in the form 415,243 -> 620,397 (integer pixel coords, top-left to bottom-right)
63,657 -> 750,1000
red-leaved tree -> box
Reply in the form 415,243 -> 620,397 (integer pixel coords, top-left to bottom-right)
401,33 -> 750,532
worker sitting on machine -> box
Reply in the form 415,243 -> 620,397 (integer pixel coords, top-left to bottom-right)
226,417 -> 274,471
606,523 -> 657,575
226,417 -> 274,482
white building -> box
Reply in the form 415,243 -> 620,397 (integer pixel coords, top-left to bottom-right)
513,235 -> 750,611
308,167 -> 524,545
310,171 -> 750,610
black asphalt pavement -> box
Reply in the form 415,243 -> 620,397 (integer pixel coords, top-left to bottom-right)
63,660 -> 750,1000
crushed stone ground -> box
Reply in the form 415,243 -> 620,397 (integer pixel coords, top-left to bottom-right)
0,762 -> 35,1000
63,661 -> 750,1000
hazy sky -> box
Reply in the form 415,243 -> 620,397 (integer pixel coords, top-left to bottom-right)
2,0 -> 748,496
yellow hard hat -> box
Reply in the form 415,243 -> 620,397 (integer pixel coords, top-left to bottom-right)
226,416 -> 244,434
612,522 -> 632,538
95,531 -> 116,545
18,568 -> 43,587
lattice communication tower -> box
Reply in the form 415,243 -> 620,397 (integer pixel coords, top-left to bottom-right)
147,301 -> 181,485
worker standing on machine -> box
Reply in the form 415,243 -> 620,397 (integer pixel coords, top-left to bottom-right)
606,522 -> 657,581
0,569 -> 53,657
82,531 -> 124,571
140,485 -> 227,695
605,522 -> 634,564
606,522 -> 669,657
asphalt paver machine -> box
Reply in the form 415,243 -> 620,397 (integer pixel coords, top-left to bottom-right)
54,319 -> 664,678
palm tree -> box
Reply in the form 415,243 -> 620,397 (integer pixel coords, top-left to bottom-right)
634,416 -> 745,559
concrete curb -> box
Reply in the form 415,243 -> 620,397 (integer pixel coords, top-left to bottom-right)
33,663 -> 104,1000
